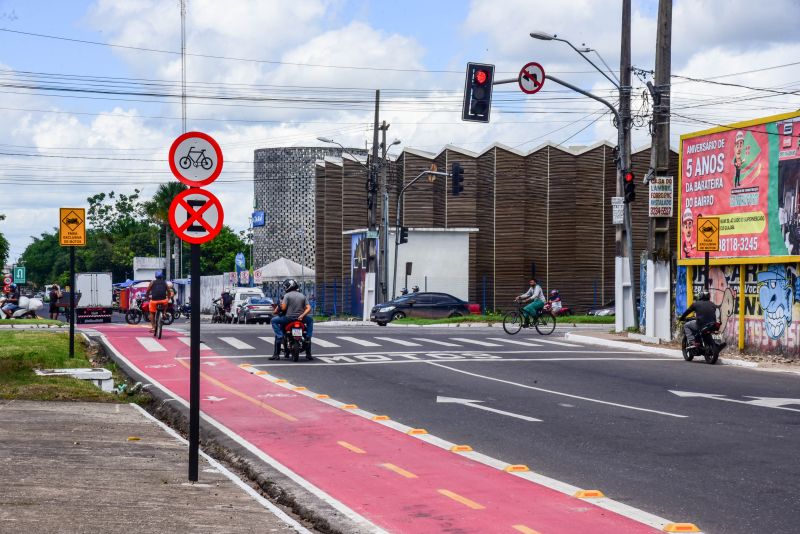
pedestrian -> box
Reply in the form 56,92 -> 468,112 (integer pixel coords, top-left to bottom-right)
49,283 -> 62,320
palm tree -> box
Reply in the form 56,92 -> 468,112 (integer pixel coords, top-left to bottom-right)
144,182 -> 187,279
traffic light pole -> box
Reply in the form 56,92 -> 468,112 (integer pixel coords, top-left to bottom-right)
392,169 -> 450,299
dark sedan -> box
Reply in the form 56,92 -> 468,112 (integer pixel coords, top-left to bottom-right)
371,292 -> 474,325
236,297 -> 275,324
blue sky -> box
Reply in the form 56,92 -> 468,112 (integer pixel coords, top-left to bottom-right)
1,0 -> 800,262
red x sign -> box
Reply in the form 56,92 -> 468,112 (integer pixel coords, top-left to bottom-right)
169,188 -> 225,244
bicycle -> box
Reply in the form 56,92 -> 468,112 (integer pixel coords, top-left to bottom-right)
503,300 -> 556,335
153,302 -> 166,339
179,146 -> 213,170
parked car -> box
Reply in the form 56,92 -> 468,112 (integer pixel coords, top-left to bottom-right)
230,287 -> 266,323
587,298 -> 640,316
370,292 -> 476,326
236,297 -> 275,324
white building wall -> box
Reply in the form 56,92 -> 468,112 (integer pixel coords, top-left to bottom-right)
386,228 -> 473,301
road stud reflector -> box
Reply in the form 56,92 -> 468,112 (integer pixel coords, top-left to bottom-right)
274,379 -> 288,383
254,370 -> 268,375
315,394 -> 330,399
663,524 -> 701,533
239,363 -> 252,368
127,436 -> 141,441
504,464 -> 530,472
574,489 -> 605,498
372,415 -> 390,421
292,387 -> 307,391
407,428 -> 428,435
450,445 -> 473,452
341,404 -> 358,409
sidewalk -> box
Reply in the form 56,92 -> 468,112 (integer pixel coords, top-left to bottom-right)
0,400 -> 309,533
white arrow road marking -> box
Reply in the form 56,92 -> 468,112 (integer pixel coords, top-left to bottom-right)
219,337 -> 255,350
374,337 -> 421,347
429,363 -> 687,418
436,395 -> 541,422
670,390 -> 800,413
450,338 -> 501,347
337,336 -> 380,347
204,395 -> 226,402
412,338 -> 461,347
487,337 -> 541,347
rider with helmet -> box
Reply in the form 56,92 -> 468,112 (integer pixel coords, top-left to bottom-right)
400,288 -> 409,296
548,289 -> 562,313
411,285 -> 420,293
145,271 -> 170,333
2,283 -> 20,318
270,279 -> 313,361
678,290 -> 718,347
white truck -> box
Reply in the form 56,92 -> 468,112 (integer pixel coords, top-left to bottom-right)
75,272 -> 113,324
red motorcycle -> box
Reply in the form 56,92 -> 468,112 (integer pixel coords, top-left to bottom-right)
281,319 -> 312,362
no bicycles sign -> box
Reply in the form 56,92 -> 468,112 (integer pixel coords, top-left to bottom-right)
168,131 -> 224,186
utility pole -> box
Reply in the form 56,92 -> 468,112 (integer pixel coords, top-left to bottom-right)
645,0 -> 673,340
379,120 -> 390,304
366,90 -> 380,317
616,0 -> 637,331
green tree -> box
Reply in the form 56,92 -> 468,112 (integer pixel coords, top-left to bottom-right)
0,214 -> 9,268
200,226 -> 247,275
144,182 -> 187,280
20,231 -> 68,286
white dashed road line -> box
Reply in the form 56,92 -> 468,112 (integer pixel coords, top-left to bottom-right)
337,336 -> 381,347
258,336 -> 275,345
178,337 -> 211,350
374,337 -> 422,347
487,337 -> 541,347
218,337 -> 255,350
311,338 -> 341,348
534,339 -> 581,347
137,337 -> 167,352
449,338 -> 502,347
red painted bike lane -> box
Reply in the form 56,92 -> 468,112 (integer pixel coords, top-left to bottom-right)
95,324 -> 676,534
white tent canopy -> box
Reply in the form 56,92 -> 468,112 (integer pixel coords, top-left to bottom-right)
254,257 -> 315,283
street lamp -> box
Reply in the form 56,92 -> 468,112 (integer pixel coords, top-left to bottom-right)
530,30 -> 636,329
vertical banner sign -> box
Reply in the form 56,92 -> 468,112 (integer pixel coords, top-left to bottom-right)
679,111 -> 800,263
168,131 -> 223,483
648,175 -> 673,217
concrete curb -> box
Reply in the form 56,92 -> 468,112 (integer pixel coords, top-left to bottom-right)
563,333 -> 759,368
85,332 -> 376,534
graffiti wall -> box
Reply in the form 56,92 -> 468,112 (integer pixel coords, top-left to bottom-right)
691,263 -> 800,355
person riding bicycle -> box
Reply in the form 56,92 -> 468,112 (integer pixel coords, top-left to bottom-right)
678,290 -> 718,348
270,279 -> 313,361
145,271 -> 170,333
515,278 -> 545,325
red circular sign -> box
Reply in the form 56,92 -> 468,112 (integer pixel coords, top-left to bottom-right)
168,131 -> 224,187
168,188 -> 225,244
518,62 -> 546,95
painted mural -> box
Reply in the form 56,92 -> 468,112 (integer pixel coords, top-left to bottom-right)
692,263 -> 800,355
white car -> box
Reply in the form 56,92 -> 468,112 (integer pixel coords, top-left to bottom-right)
230,288 -> 266,323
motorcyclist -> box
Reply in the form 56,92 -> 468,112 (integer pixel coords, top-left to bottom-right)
678,290 -> 719,348
411,285 -> 420,293
270,278 -> 313,361
2,284 -> 20,318
516,278 -> 545,325
145,271 -> 170,333
221,290 -> 233,312
549,289 -> 562,313
400,288 -> 409,296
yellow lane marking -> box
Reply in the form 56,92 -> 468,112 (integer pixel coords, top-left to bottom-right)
512,525 -> 542,534
437,489 -> 485,510
380,463 -> 418,479
337,441 -> 366,454
177,359 -> 297,422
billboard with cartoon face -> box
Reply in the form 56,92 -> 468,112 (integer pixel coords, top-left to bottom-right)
679,111 -> 800,264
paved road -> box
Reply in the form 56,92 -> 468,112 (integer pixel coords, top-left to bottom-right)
154,322 -> 800,534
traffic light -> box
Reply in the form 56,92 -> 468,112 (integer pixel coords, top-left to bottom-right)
399,226 -> 409,244
624,170 -> 636,204
451,162 -> 464,196
462,62 -> 495,123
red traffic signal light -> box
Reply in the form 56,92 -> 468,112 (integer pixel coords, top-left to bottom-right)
624,170 -> 636,203
475,70 -> 488,85
625,171 -> 634,183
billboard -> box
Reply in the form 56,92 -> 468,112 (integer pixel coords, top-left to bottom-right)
679,111 -> 800,265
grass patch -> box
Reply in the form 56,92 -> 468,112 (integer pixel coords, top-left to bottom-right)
0,319 -> 66,326
0,331 -> 145,402
392,314 -> 615,326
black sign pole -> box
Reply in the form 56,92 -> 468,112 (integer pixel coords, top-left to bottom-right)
188,241 -> 200,481
704,251 -> 710,291
69,245 -> 75,358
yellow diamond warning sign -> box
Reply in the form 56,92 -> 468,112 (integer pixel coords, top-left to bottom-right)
60,208 -> 86,247
696,216 -> 719,252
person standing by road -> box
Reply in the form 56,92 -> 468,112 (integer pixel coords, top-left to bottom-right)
270,279 -> 313,361
48,284 -> 62,320
515,278 -> 545,325
145,272 -> 169,333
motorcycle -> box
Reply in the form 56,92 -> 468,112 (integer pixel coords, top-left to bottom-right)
680,320 -> 726,365
0,296 -> 43,319
211,299 -> 233,324
281,319 -> 312,362
178,302 -> 191,319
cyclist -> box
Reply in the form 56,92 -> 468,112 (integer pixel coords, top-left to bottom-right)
678,290 -> 718,348
270,279 -> 313,361
145,271 -> 170,333
515,278 -> 545,325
